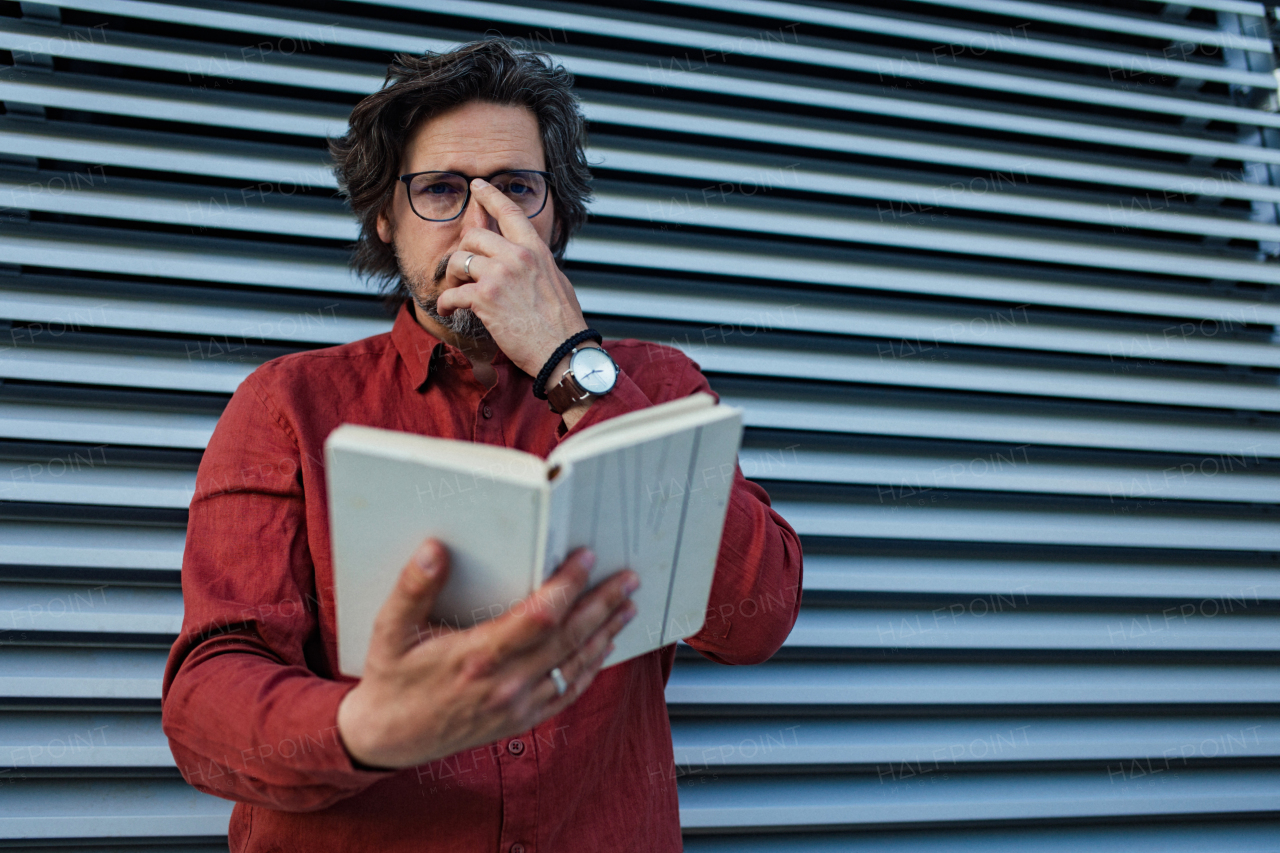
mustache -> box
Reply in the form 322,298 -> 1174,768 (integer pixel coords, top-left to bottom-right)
431,253 -> 452,285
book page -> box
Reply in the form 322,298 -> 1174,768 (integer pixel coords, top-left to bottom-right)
659,413 -> 744,644
327,426 -> 549,677
560,427 -> 700,665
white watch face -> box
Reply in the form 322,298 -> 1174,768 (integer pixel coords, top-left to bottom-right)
571,346 -> 618,395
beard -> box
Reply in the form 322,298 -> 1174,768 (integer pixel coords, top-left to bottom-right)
398,247 -> 493,343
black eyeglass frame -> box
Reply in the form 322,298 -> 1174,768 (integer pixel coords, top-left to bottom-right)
396,169 -> 555,222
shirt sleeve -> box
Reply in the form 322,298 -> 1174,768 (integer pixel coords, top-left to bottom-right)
555,344 -> 803,665
161,371 -> 393,812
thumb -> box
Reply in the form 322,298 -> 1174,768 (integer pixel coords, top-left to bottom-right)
369,537 -> 450,659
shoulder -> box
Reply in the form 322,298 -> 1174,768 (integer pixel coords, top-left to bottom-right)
221,330 -> 398,438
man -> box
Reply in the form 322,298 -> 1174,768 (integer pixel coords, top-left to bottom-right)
162,39 -> 802,851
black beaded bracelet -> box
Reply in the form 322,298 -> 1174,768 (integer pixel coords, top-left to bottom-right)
533,328 -> 603,399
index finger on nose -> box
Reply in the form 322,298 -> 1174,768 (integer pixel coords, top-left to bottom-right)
470,178 -> 539,245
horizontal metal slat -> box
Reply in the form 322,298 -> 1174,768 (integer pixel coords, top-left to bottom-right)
738,444 -> 1280,503
0,117 -> 332,186
775,497 -> 1280,551
682,822 -> 1280,853
0,71 -> 348,137
0,284 -> 389,345
723,387 -> 1280,459
785,608 -> 1280,652
0,402 -> 217,449
0,19 -> 379,93
910,0 -> 1270,49
0,460 -> 195,508
664,660 -> 1280,706
670,715 -> 1280,768
0,583 -> 181,636
0,647 -> 167,700
0,344 -> 257,394
0,522 -> 184,572
676,768 -> 1280,831
0,778 -> 230,838
0,222 -> 355,291
1,711 -> 171,769
802,553 -> 1280,601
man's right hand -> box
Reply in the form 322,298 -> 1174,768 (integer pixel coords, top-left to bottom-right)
336,537 -> 638,770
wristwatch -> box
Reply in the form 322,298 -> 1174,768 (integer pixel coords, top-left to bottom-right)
546,344 -> 619,414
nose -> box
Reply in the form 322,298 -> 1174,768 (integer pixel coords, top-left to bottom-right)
460,185 -> 500,233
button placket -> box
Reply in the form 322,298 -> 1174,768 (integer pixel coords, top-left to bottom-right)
497,728 -> 538,853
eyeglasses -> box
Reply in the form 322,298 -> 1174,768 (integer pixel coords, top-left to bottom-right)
397,169 -> 553,222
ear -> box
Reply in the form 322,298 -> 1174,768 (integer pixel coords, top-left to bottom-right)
376,203 -> 394,244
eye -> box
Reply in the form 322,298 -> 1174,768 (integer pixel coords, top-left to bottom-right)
419,181 -> 459,196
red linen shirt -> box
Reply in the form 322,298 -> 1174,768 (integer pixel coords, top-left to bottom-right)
162,300 -> 803,852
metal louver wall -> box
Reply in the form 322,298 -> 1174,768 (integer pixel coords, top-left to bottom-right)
1,0 -> 1278,848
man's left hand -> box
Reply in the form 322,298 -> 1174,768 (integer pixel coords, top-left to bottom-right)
435,178 -> 588,378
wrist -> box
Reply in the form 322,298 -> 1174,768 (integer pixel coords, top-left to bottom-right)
545,342 -> 602,392
533,328 -> 600,400
336,683 -> 399,771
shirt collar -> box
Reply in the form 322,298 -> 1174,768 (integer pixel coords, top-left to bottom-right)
389,299 -> 514,392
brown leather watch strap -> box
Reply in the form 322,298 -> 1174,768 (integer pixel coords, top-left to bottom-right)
546,367 -> 593,414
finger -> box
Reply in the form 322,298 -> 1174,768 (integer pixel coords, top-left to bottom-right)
457,227 -> 515,260
470,178 -> 540,246
537,568 -> 638,670
522,592 -> 634,713
434,278 -> 481,316
484,547 -> 595,659
447,249 -> 488,286
368,538 -> 449,659
539,637 -> 616,719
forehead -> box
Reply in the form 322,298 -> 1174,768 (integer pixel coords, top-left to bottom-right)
400,100 -> 546,173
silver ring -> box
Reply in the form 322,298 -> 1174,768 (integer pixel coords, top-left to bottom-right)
463,253 -> 476,279
549,666 -> 568,697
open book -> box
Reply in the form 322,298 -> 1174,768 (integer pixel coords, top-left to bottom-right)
326,392 -> 744,676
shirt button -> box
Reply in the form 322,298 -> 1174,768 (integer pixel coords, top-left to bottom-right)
482,405 -> 492,419
507,739 -> 525,756
511,844 -> 526,853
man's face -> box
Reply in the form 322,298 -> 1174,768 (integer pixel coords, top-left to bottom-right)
376,100 -> 557,343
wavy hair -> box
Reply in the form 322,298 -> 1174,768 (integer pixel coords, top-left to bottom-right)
327,38 -> 593,301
